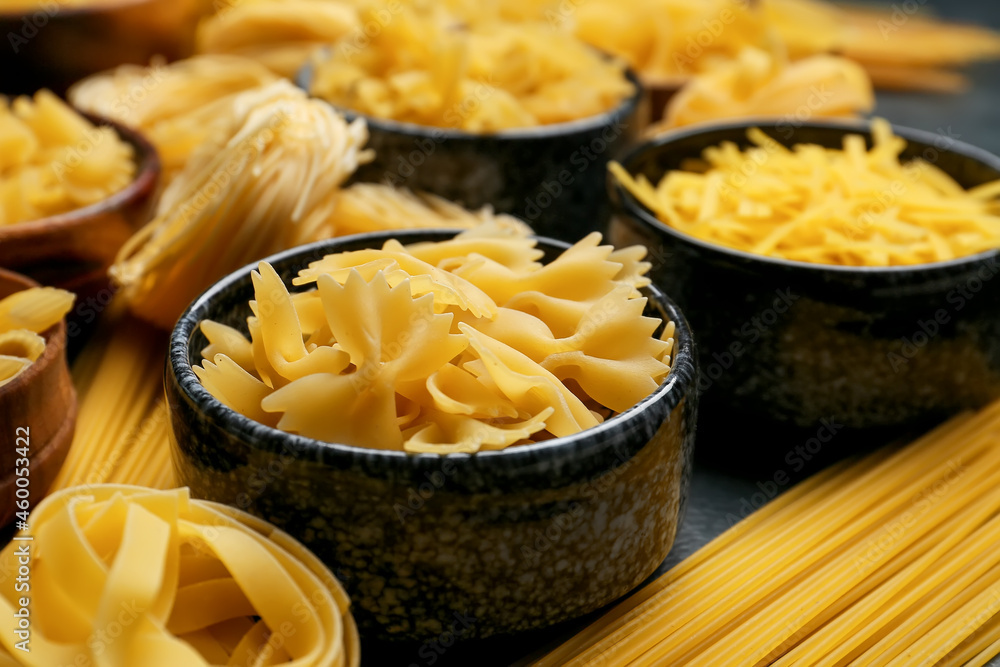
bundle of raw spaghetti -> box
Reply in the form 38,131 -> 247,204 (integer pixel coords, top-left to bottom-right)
52,315 -> 175,491
650,47 -> 873,133
0,287 -> 74,387
68,55 -> 279,184
194,228 -> 671,453
535,399 -> 1000,666
110,80 -> 372,329
0,90 -> 134,225
0,485 -> 359,666
195,0 -> 357,78
309,5 -> 634,131
612,119 -> 1000,267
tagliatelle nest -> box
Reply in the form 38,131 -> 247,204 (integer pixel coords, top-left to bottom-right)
195,227 -> 675,454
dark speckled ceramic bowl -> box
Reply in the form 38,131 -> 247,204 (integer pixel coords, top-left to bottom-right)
610,119 -> 1000,439
296,65 -> 645,241
167,229 -> 697,643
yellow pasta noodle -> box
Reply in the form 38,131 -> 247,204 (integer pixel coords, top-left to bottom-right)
308,6 -> 635,131
649,47 -> 874,132
109,80 -> 372,330
195,0 -> 358,78
195,228 -> 673,453
612,119 -> 1000,267
0,286 -> 74,387
0,485 -> 359,666
534,400 -> 1000,666
68,55 -> 279,185
0,90 -> 134,226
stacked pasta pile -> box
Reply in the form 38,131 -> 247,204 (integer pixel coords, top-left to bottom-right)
0,287 -> 74,387
612,119 -> 1000,266
308,6 -> 635,131
0,90 -> 134,225
195,228 -> 673,453
537,399 -> 1000,666
0,485 -> 359,666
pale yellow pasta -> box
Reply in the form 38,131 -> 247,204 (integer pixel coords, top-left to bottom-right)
0,485 -> 359,666
612,120 -> 1000,266
110,81 -> 372,329
69,55 -> 279,185
196,0 -> 358,78
309,6 -> 634,131
328,183 -> 528,238
196,228 -> 672,453
0,90 -> 134,226
0,286 -> 74,387
649,47 -> 874,133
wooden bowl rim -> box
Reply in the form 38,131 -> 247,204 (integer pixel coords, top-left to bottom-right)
0,268 -> 69,399
0,110 -> 160,240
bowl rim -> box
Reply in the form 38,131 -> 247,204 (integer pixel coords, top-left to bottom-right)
0,267 -> 67,398
611,117 -> 1000,275
295,59 -> 644,141
0,110 -> 160,239
168,228 -> 697,468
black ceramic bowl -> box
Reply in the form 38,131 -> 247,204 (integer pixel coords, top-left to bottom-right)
296,65 -> 645,241
166,229 -> 697,643
610,118 -> 1000,441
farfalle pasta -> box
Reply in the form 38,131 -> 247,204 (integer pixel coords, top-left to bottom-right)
0,287 -> 74,387
195,228 -> 674,453
0,90 -> 134,226
0,485 -> 359,666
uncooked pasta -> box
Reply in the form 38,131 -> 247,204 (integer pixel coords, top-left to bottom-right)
0,485 -> 360,666
612,119 -> 1000,266
309,6 -> 634,131
0,286 -> 74,387
0,90 -> 134,226
195,227 -> 673,453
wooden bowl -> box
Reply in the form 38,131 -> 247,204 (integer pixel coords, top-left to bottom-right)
0,0 -> 213,96
0,268 -> 77,527
0,113 -> 160,346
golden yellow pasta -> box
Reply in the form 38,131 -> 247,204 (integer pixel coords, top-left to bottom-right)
195,0 -> 358,78
0,90 -> 134,226
0,287 -> 74,387
0,485 -> 359,666
612,119 -> 1000,267
649,47 -> 874,132
196,228 -> 672,453
309,6 -> 635,131
109,80 -> 372,330
68,55 -> 279,185
535,399 -> 1000,667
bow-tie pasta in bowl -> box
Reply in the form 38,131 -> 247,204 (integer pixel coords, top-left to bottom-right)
167,226 -> 697,642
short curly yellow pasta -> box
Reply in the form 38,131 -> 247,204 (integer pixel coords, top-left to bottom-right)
0,286 -> 74,387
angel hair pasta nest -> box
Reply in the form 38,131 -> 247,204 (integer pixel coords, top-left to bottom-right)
195,227 -> 675,454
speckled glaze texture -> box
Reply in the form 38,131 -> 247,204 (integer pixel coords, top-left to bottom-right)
610,119 -> 1000,434
297,66 -> 646,241
166,230 -> 698,642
